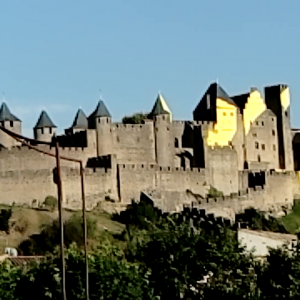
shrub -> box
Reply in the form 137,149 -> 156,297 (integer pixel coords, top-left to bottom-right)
207,186 -> 223,198
0,209 -> 12,233
122,112 -> 150,124
19,213 -> 98,255
15,216 -> 29,235
44,196 -> 58,212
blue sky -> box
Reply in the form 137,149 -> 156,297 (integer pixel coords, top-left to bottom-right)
1,0 -> 300,137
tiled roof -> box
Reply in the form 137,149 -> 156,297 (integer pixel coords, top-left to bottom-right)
72,109 -> 88,128
34,111 -> 57,128
4,256 -> 45,266
0,102 -> 21,122
89,100 -> 111,119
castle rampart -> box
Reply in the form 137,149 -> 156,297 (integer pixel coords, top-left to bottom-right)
0,82 -> 298,217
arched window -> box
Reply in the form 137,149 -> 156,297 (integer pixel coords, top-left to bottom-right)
174,138 -> 179,148
255,142 -> 259,149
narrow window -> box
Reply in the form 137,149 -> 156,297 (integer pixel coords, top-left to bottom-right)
258,155 -> 261,162
285,111 -> 288,117
41,128 -> 44,134
49,127 -> 52,134
255,142 -> 259,149
261,121 -> 264,126
174,138 -> 179,148
10,121 -> 13,127
117,136 -> 120,142
207,94 -> 210,109
98,118 -> 101,123
262,144 -> 265,150
223,112 -> 226,116
256,121 -> 259,126
273,145 -> 276,151
272,130 -> 275,136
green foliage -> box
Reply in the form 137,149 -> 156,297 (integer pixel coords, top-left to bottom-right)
2,243 -> 157,300
207,186 -> 223,198
122,112 -> 150,124
3,199 -> 300,299
19,214 -> 97,255
241,208 -> 288,233
112,200 -> 160,230
282,202 -> 300,233
0,208 -> 12,232
44,196 -> 58,212
14,215 -> 29,234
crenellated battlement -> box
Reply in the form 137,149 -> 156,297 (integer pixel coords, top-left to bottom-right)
112,123 -> 153,131
192,120 -> 214,125
118,163 -> 206,174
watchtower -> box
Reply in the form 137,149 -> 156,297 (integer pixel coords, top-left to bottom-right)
34,110 -> 57,143
88,100 -> 112,156
0,102 -> 22,148
151,93 -> 174,166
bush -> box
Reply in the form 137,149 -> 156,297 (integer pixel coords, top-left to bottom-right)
207,186 -> 223,198
0,209 -> 12,233
19,214 -> 98,255
15,216 -> 29,235
122,112 -> 150,124
44,196 -> 58,212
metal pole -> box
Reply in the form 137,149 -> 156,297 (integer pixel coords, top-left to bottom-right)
80,162 -> 89,300
55,140 -> 67,300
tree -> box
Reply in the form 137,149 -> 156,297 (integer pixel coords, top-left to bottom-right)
122,113 -> 150,124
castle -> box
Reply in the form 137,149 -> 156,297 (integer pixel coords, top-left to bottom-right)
0,82 -> 299,218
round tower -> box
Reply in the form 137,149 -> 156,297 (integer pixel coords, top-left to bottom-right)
34,110 -> 57,142
151,93 -> 174,167
0,102 -> 22,148
88,100 -> 112,156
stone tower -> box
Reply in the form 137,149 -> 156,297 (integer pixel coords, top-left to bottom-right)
34,110 -> 57,142
89,100 -> 112,156
265,84 -> 294,170
0,102 -> 22,148
151,93 -> 174,167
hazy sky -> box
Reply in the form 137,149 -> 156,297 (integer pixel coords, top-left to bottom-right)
1,1 -> 300,137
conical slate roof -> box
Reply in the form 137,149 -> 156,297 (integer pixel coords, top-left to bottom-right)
151,93 -> 172,116
71,109 -> 88,128
89,100 -> 111,119
0,102 -> 21,122
34,110 -> 56,129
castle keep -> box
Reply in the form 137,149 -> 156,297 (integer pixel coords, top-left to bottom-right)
0,82 -> 299,216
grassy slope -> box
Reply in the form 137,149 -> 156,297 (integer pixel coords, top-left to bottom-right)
282,203 -> 300,234
0,205 -> 124,253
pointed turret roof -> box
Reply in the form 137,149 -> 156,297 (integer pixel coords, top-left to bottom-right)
215,83 -> 236,106
89,100 -> 111,119
151,93 -> 172,116
71,109 -> 88,128
34,110 -> 56,129
0,102 -> 21,122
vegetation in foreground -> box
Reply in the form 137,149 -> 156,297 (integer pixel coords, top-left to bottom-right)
0,200 -> 300,299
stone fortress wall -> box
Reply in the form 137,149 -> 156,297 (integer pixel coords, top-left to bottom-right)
0,82 -> 299,219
